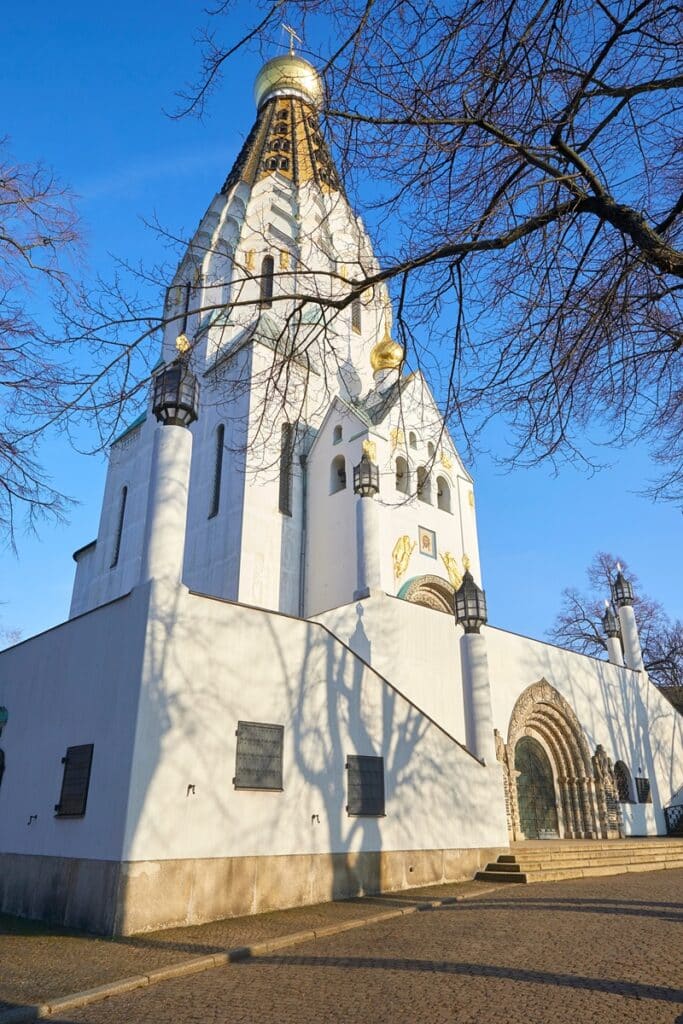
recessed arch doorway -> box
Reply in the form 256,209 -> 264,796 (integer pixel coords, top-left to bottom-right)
514,736 -> 560,839
495,679 -> 610,841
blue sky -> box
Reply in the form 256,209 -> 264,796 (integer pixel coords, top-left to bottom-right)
1,1 -> 680,642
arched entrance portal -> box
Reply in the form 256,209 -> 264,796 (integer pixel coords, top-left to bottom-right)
496,679 -> 606,841
398,574 -> 455,614
514,736 -> 560,839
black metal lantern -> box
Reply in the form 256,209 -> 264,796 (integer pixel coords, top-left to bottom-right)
152,359 -> 199,427
454,570 -> 488,633
602,601 -> 620,638
353,452 -> 380,498
611,564 -> 634,607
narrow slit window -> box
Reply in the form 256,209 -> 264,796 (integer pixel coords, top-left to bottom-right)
260,255 -> 274,308
395,457 -> 409,494
110,486 -> 128,568
351,297 -> 362,333
209,424 -> 225,519
330,454 -> 346,493
436,476 -> 451,512
279,422 -> 294,516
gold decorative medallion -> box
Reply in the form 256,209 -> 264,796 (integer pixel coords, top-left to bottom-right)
441,551 -> 462,590
362,439 -> 377,462
440,449 -> 453,471
468,490 -> 475,508
175,333 -> 191,355
390,427 -> 404,452
244,249 -> 255,271
392,535 -> 416,580
279,250 -> 290,270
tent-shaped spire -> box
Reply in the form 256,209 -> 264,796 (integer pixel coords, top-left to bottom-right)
221,55 -> 342,195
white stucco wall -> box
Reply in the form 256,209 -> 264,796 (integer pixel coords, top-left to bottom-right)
317,593 -> 467,743
122,581 -> 507,862
0,588 -> 149,860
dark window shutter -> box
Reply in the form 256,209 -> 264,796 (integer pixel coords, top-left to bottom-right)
55,744 -> 94,817
346,755 -> 385,816
234,722 -> 283,790
279,423 -> 294,516
635,777 -> 652,803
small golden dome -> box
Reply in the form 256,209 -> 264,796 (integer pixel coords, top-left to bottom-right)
370,331 -> 404,373
254,55 -> 324,110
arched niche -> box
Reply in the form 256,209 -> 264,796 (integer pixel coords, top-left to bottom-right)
397,573 -> 455,614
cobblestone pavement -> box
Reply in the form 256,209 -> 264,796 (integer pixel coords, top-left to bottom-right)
42,870 -> 683,1024
0,880 -> 493,1010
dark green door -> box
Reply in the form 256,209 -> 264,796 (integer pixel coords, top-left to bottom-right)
515,736 -> 559,839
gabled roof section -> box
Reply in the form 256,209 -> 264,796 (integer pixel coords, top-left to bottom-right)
221,95 -> 342,196
353,373 -> 471,480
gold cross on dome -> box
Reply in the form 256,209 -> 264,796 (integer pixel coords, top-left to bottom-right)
283,23 -> 302,55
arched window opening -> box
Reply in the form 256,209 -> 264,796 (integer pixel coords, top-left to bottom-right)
110,486 -> 128,568
279,422 -> 294,516
614,761 -> 633,802
333,425 -> 343,444
427,441 -> 435,459
409,431 -> 417,450
417,466 -> 431,503
275,122 -> 288,135
395,456 -> 409,494
351,297 -> 362,333
260,255 -> 274,308
265,157 -> 278,171
330,454 -> 346,494
209,424 -> 225,519
436,476 -> 451,512
278,157 -> 290,171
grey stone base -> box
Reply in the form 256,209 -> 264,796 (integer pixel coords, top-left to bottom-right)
0,846 -> 507,936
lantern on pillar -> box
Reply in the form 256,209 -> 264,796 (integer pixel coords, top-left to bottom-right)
353,452 -> 380,498
152,359 -> 199,427
454,570 -> 488,634
611,563 -> 634,608
602,601 -> 620,638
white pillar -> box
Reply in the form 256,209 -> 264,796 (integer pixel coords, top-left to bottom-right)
354,495 -> 381,599
606,635 -> 624,667
617,604 -> 644,672
140,424 -> 193,585
460,630 -> 497,764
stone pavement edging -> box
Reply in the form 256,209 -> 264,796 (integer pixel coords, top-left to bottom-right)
0,888 -> 496,1023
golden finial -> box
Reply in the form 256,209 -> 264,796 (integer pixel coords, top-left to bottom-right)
175,333 -> 191,355
370,296 -> 403,373
283,23 -> 302,56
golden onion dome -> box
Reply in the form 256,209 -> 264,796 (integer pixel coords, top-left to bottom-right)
254,55 -> 324,110
370,330 -> 404,373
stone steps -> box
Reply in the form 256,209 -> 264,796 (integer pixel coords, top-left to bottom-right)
475,840 -> 683,885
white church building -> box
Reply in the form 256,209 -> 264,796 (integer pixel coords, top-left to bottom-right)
1,54 -> 682,936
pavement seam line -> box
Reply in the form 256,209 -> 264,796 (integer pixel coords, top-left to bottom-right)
0,887 -> 498,1023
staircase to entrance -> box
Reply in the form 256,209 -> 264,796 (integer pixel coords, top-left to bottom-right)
475,837 -> 683,884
